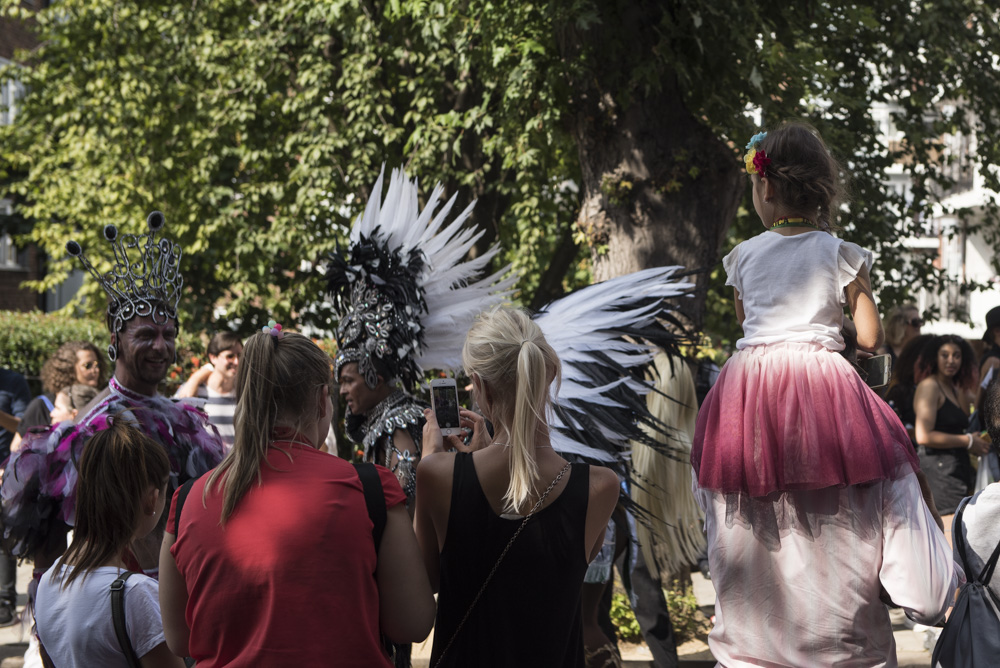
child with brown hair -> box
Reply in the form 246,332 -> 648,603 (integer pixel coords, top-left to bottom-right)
692,122 -> 958,666
35,418 -> 182,667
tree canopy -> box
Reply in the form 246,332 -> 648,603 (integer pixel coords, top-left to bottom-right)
1,0 -> 998,342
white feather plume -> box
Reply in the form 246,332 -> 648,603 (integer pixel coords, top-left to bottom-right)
534,266 -> 694,461
352,165 -> 516,373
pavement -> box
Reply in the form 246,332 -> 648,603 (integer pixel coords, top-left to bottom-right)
0,562 -> 935,667
0,560 -> 34,667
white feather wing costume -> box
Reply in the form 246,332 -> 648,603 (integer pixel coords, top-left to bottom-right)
534,266 -> 695,467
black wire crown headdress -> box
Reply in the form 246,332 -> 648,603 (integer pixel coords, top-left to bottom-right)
66,211 -> 183,361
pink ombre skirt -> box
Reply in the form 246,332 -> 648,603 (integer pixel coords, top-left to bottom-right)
692,342 -> 919,497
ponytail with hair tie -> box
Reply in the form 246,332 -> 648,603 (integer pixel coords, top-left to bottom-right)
206,328 -> 332,522
463,308 -> 561,514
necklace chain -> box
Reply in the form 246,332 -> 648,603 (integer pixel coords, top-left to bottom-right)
492,442 -> 552,449
769,216 -> 818,231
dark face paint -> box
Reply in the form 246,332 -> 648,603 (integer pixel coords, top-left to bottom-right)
114,315 -> 177,395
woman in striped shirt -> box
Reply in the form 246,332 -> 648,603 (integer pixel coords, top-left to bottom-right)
175,332 -> 242,449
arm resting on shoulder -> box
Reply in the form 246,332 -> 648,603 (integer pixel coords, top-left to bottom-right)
879,474 -> 958,625
173,365 -> 213,399
376,503 -> 436,643
845,266 -> 884,353
158,532 -> 191,658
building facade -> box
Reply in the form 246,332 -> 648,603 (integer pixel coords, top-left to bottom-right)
872,102 -> 1000,340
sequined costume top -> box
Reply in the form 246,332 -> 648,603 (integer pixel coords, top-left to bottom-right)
1,376 -> 226,557
346,390 -> 427,503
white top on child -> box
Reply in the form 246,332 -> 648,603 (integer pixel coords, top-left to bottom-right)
36,563 -> 165,667
724,230 -> 872,351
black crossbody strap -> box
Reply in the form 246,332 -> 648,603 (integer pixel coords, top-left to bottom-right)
172,478 -> 197,536
977,515 -> 1000,586
354,462 -> 387,551
953,495 -> 1000,585
953,497 -> 974,577
110,571 -> 142,668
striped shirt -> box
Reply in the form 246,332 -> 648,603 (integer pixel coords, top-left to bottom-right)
196,385 -> 236,449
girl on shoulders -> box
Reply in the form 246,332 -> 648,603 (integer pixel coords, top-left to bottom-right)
415,307 -> 619,668
35,419 -> 181,668
692,122 -> 956,667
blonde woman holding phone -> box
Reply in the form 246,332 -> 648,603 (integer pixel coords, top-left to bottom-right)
416,307 -> 618,668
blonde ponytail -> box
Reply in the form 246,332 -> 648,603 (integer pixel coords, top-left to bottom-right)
463,308 -> 560,514
205,331 -> 332,522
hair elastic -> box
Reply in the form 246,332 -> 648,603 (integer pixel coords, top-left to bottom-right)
261,319 -> 284,339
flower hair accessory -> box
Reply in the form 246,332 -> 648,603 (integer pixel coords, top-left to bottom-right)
261,319 -> 284,339
744,131 -> 771,176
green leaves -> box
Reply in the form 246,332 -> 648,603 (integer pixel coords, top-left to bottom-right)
3,0 -> 999,341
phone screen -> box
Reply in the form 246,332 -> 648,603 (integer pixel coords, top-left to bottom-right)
860,354 -> 891,388
432,384 -> 461,429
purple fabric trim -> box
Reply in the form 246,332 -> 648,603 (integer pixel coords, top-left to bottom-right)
0,377 -> 224,556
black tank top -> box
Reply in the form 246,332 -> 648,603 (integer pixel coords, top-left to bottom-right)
430,452 -> 590,668
920,395 -> 974,514
933,389 -> 969,434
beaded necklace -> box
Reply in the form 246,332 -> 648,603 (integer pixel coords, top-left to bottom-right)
768,217 -> 819,231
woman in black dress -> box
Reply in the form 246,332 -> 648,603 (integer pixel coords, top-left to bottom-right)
415,307 -> 619,668
914,335 -> 990,529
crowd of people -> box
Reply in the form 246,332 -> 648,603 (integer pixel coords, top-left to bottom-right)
0,122 -> 998,668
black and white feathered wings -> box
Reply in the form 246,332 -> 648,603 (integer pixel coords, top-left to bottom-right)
326,167 -> 516,387
535,267 -> 695,468
327,165 -> 694,471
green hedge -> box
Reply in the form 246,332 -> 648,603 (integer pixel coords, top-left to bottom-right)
0,310 -> 204,392
0,311 -> 107,382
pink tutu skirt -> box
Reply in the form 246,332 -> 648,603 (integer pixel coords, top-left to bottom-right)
692,343 -> 918,497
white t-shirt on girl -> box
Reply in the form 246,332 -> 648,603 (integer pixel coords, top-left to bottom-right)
36,563 -> 165,667
723,230 -> 872,351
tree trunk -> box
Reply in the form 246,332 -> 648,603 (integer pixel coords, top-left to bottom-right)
558,4 -> 743,329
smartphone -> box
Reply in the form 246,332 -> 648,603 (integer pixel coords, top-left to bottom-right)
430,378 -> 463,436
858,354 -> 891,389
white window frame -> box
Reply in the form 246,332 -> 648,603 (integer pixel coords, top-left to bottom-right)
0,199 -> 23,270
0,57 -> 25,127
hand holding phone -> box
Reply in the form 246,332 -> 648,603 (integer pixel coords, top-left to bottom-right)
430,378 -> 462,436
857,353 -> 891,389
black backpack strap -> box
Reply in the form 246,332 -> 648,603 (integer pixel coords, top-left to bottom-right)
110,571 -> 142,668
953,496 -> 973,577
953,495 -> 1000,586
979,536 -> 1000,586
172,478 -> 197,536
354,462 -> 387,552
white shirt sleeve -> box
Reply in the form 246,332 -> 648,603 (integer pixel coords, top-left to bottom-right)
721,245 -> 742,296
879,473 -> 961,625
124,576 -> 167,659
836,241 -> 874,305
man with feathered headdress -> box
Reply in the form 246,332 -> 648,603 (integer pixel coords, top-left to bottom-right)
327,168 -> 514,506
1,212 -> 225,575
